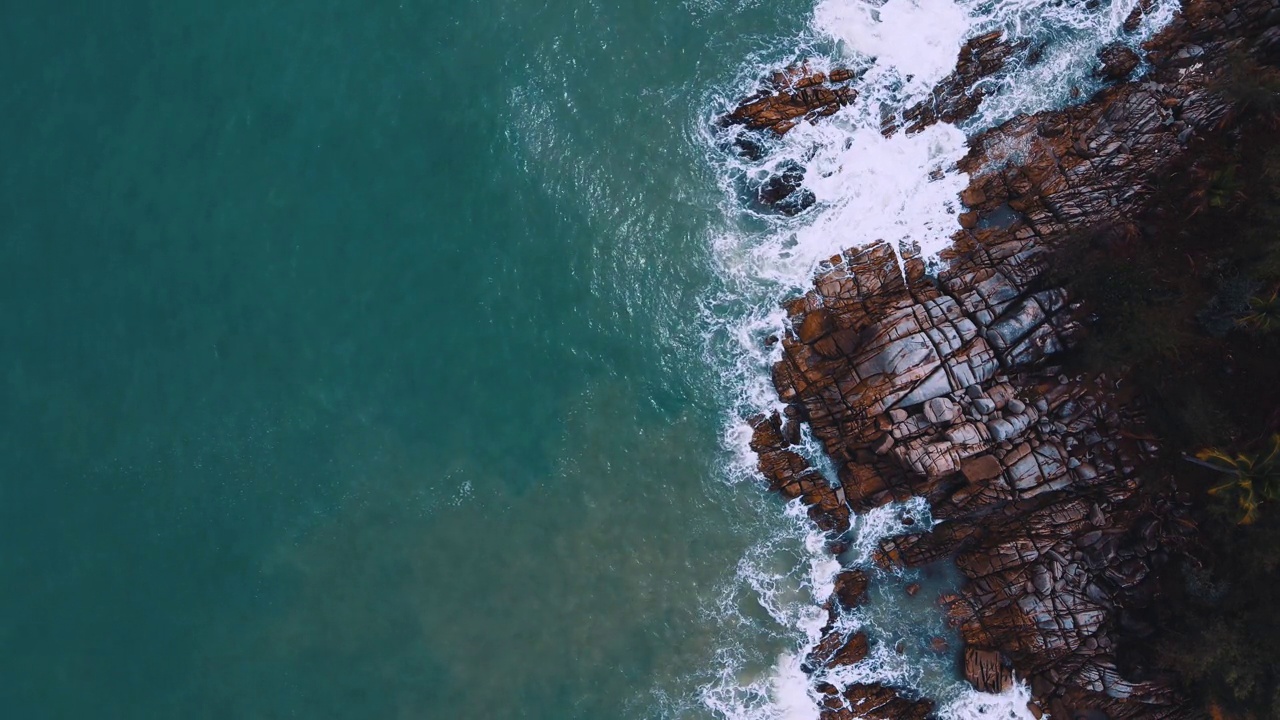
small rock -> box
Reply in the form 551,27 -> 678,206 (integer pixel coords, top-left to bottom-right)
924,397 -> 960,424
757,163 -> 816,216
1006,398 -> 1027,414
1097,43 -> 1141,81
930,636 -> 950,653
874,433 -> 895,455
906,582 -> 921,597
1031,565 -> 1052,594
732,135 -> 765,161
973,397 -> 997,414
1090,503 -> 1106,527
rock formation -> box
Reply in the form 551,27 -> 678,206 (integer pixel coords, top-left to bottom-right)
733,0 -> 1280,717
899,31 -> 1029,135
722,64 -> 860,136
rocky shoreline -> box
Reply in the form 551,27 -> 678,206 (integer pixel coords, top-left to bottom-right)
729,1 -> 1280,718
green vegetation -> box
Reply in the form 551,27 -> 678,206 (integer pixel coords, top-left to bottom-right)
1237,288 -> 1280,333
1211,51 -> 1280,125
1191,435 -> 1280,525
1186,165 -> 1246,218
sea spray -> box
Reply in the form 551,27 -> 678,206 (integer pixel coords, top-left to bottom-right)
699,0 -> 1181,717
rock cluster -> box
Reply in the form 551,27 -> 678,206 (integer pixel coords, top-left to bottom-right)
815,681 -> 935,720
721,64 -> 860,136
899,31 -> 1029,135
1096,42 -> 1142,81
736,0 -> 1280,717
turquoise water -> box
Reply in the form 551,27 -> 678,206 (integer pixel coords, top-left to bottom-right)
0,1 -> 818,717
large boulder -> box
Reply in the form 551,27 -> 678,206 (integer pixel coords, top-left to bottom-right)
1097,43 -> 1142,81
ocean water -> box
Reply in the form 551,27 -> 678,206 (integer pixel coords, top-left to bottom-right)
0,1 -> 1173,719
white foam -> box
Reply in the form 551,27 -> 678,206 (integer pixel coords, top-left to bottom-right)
939,681 -> 1042,720
815,0 -> 974,90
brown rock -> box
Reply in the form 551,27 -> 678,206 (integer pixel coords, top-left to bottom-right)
822,683 -> 933,720
961,454 -> 1004,483
797,308 -> 833,343
960,185 -> 987,207
722,66 -> 860,135
905,582 -> 921,597
965,647 -> 1013,693
833,569 -> 869,610
807,629 -> 869,669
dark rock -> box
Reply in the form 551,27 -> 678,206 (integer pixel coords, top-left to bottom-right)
757,162 -> 815,216
732,134 -> 766,161
1097,43 -> 1142,81
902,31 -> 1030,134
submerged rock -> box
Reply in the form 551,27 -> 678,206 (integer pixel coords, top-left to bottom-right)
755,162 -> 815,216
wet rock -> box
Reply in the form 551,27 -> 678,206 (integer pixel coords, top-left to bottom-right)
965,647 -> 1013,693
902,31 -> 1030,134
732,134 -> 766,161
808,630 -> 869,669
833,569 -> 870,610
821,683 -> 934,720
906,582 -> 921,597
757,162 -> 816,216
723,65 -> 859,135
1097,43 -> 1142,81
1123,0 -> 1157,33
